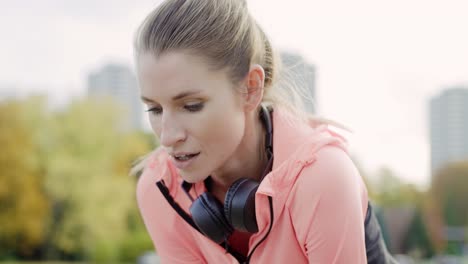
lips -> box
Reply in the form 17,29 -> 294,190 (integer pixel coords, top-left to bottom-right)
170,152 -> 200,169
173,153 -> 199,161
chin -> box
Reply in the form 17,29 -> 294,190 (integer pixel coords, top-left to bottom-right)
178,170 -> 207,184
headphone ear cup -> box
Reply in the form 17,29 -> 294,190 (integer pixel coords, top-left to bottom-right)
224,178 -> 259,233
224,179 -> 244,226
190,193 -> 234,244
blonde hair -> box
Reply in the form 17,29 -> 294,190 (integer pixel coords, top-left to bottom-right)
131,0 -> 350,176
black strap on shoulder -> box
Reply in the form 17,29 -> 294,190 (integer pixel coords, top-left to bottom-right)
155,181 -> 200,232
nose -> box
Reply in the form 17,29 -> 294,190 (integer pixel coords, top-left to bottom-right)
159,112 -> 186,148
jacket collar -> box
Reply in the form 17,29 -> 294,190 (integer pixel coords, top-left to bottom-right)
255,107 -> 349,197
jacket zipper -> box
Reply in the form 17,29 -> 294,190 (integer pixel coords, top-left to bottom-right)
243,196 -> 274,264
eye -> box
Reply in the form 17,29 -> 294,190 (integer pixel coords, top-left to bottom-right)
146,106 -> 162,115
184,102 -> 204,112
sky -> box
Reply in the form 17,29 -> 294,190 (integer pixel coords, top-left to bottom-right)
1,0 -> 468,188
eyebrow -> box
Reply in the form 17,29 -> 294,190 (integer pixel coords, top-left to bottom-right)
141,90 -> 202,103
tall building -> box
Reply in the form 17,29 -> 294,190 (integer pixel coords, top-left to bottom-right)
280,52 -> 316,114
429,87 -> 468,176
87,64 -> 143,131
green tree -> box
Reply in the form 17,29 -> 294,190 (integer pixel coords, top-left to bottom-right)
43,97 -> 153,261
402,208 -> 435,258
0,96 -> 50,258
113,131 -> 156,262
429,161 -> 468,255
372,167 -> 424,207
430,161 -> 468,226
0,95 -> 155,261
369,167 -> 439,257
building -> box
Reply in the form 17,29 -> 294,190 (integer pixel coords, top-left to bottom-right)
87,63 -> 143,131
429,87 -> 468,176
280,52 -> 316,114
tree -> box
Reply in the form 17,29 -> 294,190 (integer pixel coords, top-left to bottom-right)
429,161 -> 468,255
430,161 -> 468,226
402,208 -> 435,259
43,97 -> 154,261
372,167 -> 424,207
0,96 -> 50,258
0,95 -> 155,261
369,167 -> 439,257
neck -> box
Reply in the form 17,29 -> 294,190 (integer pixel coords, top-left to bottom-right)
209,110 -> 268,200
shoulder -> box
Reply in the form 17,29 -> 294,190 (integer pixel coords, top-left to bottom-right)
285,145 -> 369,245
286,144 -> 367,210
303,145 -> 361,189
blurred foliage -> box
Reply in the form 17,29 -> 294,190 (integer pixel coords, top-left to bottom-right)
430,161 -> 468,226
365,167 -> 436,258
371,167 -> 424,207
402,208 -> 435,259
366,164 -> 468,257
429,161 -> 468,255
0,96 -> 51,257
0,96 -> 156,262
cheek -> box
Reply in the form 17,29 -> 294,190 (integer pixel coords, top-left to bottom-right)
198,107 -> 245,154
148,115 -> 162,137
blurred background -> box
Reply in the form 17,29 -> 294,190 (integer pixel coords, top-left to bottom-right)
1,0 -> 467,263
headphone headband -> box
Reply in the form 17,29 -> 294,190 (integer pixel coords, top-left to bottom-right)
259,104 -> 273,159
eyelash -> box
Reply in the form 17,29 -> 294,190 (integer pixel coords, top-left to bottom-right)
146,103 -> 204,115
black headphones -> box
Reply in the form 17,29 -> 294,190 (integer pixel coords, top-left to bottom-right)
186,104 -> 273,244
156,105 -> 273,246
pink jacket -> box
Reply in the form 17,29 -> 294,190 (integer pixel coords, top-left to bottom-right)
137,107 -> 369,263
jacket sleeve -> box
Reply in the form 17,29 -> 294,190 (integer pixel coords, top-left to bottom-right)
136,173 -> 205,264
287,145 -> 368,264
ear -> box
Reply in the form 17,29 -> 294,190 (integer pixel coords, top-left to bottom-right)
242,64 -> 265,111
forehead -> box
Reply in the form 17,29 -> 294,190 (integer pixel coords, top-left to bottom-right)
137,51 -> 230,100
139,51 -> 207,82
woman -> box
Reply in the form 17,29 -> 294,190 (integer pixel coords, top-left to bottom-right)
133,0 -> 393,263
